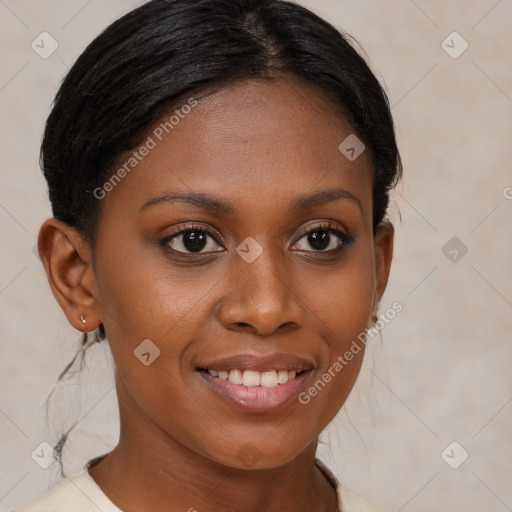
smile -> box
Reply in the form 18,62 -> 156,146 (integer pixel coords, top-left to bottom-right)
195,352 -> 315,411
197,368 -> 312,412
206,368 -> 297,387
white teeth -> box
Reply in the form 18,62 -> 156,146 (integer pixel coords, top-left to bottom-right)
242,370 -> 261,387
278,370 -> 289,384
228,369 -> 243,385
260,370 -> 278,387
207,368 -> 300,387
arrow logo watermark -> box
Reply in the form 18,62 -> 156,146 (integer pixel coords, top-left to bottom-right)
441,31 -> 469,59
338,134 -> 365,161
441,441 -> 469,469
134,339 -> 161,366
442,236 -> 468,263
236,236 -> 263,263
31,31 -> 59,59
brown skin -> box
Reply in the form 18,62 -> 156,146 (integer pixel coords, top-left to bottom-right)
38,77 -> 393,512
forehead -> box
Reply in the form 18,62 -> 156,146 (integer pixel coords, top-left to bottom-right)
98,77 -> 373,221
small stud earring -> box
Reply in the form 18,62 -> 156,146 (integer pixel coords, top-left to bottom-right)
80,314 -> 86,325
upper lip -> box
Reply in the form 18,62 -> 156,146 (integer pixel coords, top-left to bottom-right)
196,352 -> 315,373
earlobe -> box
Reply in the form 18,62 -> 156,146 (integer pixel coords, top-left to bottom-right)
37,218 -> 101,332
373,221 -> 394,308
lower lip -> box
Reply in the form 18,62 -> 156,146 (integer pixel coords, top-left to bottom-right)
197,370 -> 312,412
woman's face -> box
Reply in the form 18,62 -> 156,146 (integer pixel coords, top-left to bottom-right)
82,77 -> 393,468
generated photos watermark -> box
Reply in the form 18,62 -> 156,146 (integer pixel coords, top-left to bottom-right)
298,301 -> 403,405
93,97 -> 198,200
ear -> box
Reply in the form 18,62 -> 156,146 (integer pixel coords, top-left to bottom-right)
37,218 -> 101,332
373,221 -> 394,309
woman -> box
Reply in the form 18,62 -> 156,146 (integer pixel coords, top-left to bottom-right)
16,0 -> 401,510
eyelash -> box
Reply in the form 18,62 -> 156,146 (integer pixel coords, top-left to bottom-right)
293,222 -> 354,253
159,222 -> 354,257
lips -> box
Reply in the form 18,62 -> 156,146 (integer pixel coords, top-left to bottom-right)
196,352 -> 314,373
195,352 -> 315,411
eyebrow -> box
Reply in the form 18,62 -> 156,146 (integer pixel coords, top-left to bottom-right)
139,191 -> 234,214
290,188 -> 361,214
139,187 -> 362,215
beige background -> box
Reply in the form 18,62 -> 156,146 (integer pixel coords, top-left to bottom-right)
1,1 -> 511,510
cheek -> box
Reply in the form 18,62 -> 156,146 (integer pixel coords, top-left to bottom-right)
93,244 -> 217,439
309,242 -> 376,348
300,241 -> 375,413
93,248 -> 240,453
95,238 -> 211,330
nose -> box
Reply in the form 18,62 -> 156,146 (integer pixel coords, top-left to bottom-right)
217,250 -> 304,337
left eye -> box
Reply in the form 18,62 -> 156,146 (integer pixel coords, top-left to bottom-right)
292,227 -> 348,252
164,229 -> 224,254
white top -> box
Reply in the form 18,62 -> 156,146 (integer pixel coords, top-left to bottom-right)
13,457 -> 380,512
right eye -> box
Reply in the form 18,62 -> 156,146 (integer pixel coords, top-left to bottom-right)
160,225 -> 225,255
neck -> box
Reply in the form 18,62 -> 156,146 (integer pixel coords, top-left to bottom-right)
88,380 -> 339,512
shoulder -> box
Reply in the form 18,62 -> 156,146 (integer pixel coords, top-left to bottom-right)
12,469 -> 122,512
315,458 -> 382,512
339,484 -> 382,512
